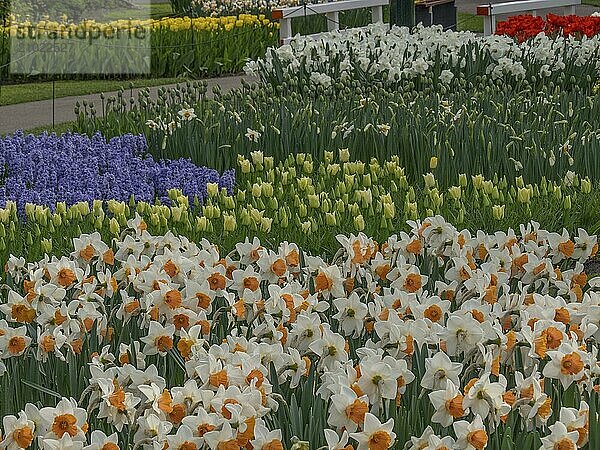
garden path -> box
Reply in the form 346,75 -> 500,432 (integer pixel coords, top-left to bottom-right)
0,75 -> 251,135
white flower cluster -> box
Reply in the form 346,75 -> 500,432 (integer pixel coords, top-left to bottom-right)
245,22 -> 600,84
1,215 -> 599,449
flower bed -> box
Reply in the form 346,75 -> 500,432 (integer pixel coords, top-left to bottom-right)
0,216 -> 598,449
246,23 -> 600,89
0,132 -> 234,214
0,15 -> 278,80
496,14 -> 600,42
0,147 -> 598,273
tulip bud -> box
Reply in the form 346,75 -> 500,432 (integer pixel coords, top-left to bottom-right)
581,178 -> 592,194
429,156 -> 438,169
222,214 -> 236,232
298,177 -> 311,191
53,213 -> 62,227
250,150 -> 264,165
517,187 -> 531,204
472,174 -> 484,190
93,200 -> 103,214
325,212 -> 337,226
260,217 -> 273,233
458,173 -> 468,188
252,183 -> 262,198
262,182 -> 273,198
362,173 -> 371,187
324,151 -> 334,164
423,173 -> 436,188
515,176 -> 524,189
492,204 -> 505,220
553,185 -> 562,200
298,204 -> 307,218
448,186 -> 461,201
207,183 -> 219,198
56,202 -> 67,215
282,206 -> 292,226
563,195 -> 572,210
196,216 -> 208,232
172,206 -> 183,222
308,194 -> 320,209
109,217 -> 120,236
301,221 -> 312,234
41,238 -> 52,253
383,202 -> 395,219
303,160 -> 313,174
339,148 -> 350,162
240,158 -> 251,174
354,214 -> 365,232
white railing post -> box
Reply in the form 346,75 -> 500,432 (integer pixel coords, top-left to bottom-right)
280,18 -> 292,44
372,5 -> 384,22
483,15 -> 493,35
326,11 -> 340,31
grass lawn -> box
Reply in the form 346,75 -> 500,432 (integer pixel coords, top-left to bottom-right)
457,13 -> 484,33
0,77 -> 184,106
583,0 -> 600,6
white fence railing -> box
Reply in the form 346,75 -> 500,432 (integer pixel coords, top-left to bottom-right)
272,0 -> 388,44
476,0 -> 580,35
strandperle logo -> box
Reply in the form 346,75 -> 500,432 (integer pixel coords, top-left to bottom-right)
7,1 -> 152,75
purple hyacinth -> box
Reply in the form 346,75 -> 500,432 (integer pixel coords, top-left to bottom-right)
0,131 -> 235,216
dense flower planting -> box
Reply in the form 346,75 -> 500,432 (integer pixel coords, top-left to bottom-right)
0,132 -> 234,214
0,15 -> 278,79
496,14 -> 600,42
2,8 -> 600,450
246,23 -> 600,87
0,217 -> 599,449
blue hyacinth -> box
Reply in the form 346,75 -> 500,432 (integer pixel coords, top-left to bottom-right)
0,131 -> 235,216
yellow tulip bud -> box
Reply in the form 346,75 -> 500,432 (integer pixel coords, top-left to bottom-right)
429,156 -> 438,169
581,178 -> 592,194
207,182 -> 219,197
517,187 -> 531,204
325,212 -> 337,226
250,150 -> 264,165
260,217 -> 273,233
41,238 -> 52,254
423,173 -> 436,188
354,214 -> 365,232
109,217 -> 120,236
239,158 -> 251,174
339,148 -> 350,162
196,216 -> 208,232
492,204 -> 505,220
223,214 -> 237,232
448,186 -> 462,201
262,182 -> 273,198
